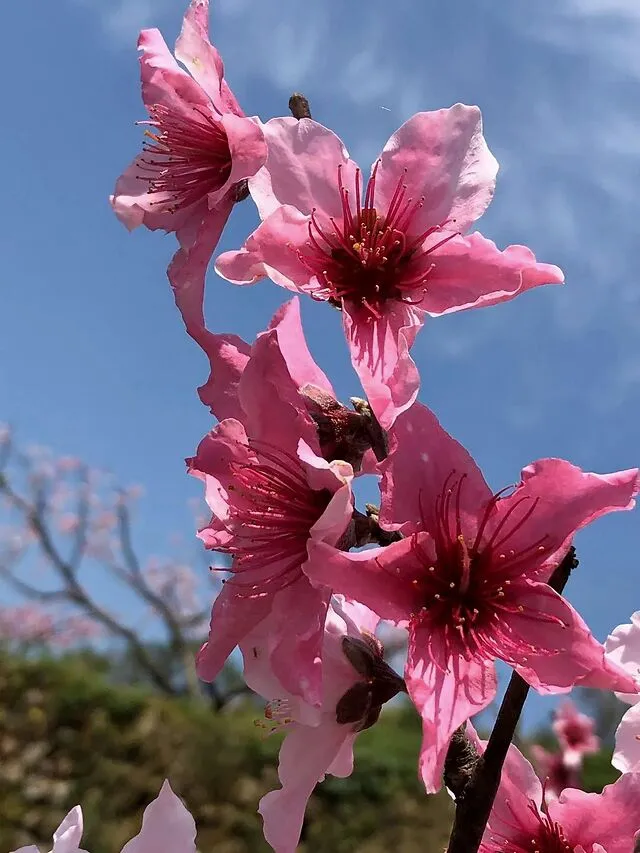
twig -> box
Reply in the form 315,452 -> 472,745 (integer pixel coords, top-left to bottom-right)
289,92 -> 312,120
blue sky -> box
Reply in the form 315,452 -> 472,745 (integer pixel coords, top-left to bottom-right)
1,0 -> 640,728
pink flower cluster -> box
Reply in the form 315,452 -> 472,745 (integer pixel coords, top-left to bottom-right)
531,700 -> 600,800
111,1 -> 640,850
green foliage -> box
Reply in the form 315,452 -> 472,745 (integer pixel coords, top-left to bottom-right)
0,653 -> 453,852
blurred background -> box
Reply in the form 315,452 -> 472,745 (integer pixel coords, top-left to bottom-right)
1,0 -> 639,848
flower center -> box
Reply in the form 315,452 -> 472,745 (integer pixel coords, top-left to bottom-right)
137,104 -> 232,213
406,473 -> 561,665
296,164 -> 457,319
561,721 -> 587,749
217,444 -> 331,596
489,801 -> 576,853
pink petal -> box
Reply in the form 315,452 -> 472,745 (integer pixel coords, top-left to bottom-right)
379,402 -> 492,534
237,324 -> 319,455
304,538 -> 422,623
215,205 -> 313,290
110,156 -> 199,233
375,106 -> 498,236
167,196 -> 235,344
509,580 -> 638,694
259,720 -> 353,853
332,595 -> 381,640
419,233 -> 564,316
326,734 -> 357,777
613,702 -> 640,773
248,117 -> 358,221
268,297 -> 334,396
407,624 -> 497,792
138,28 -> 209,116
482,741 -> 543,843
120,781 -> 197,853
297,440 -> 352,494
195,582 -> 273,681
196,331 -> 251,419
487,459 -> 639,582
548,774 -> 640,853
52,807 -> 84,853
267,578 -> 330,705
605,610 -> 640,704
342,301 -> 422,430
188,420 -> 251,523
173,0 -> 241,115
211,112 -> 267,206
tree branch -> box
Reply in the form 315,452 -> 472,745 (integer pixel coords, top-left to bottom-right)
0,474 -> 178,695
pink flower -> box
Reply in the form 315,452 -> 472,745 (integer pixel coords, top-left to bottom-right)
190,302 -> 355,706
605,611 -> 640,773
216,107 -> 563,428
110,0 -> 267,346
552,700 -> 599,768
13,781 -> 196,853
247,596 -> 405,853
530,745 -> 577,801
305,403 -> 639,791
478,732 -> 640,853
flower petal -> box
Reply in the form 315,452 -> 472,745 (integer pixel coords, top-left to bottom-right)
248,117 -> 358,221
342,301 -> 422,431
407,623 -> 497,793
509,581 -> 638,694
612,702 -> 640,773
268,578 -> 330,705
379,402 -> 492,534
237,324 -> 319,454
52,807 -> 84,853
605,610 -> 640,704
304,538 -> 422,623
173,0 -> 241,115
138,28 -> 209,116
196,331 -> 251,420
486,459 -> 639,582
215,205 -> 313,290
419,233 -> 564,316
481,740 -> 543,844
375,105 -> 498,236
167,196 -> 235,344
196,583 -> 273,682
213,112 -> 267,205
268,297 -> 334,396
259,720 -> 353,853
120,781 -> 197,853
548,773 -> 640,853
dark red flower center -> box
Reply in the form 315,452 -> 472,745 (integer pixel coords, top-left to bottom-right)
489,801 -> 576,853
560,720 -> 588,749
216,444 -> 331,596
405,473 -> 562,665
296,164 -> 457,319
137,104 -> 232,213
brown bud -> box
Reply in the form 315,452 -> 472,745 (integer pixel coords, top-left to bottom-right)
336,636 -> 406,732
